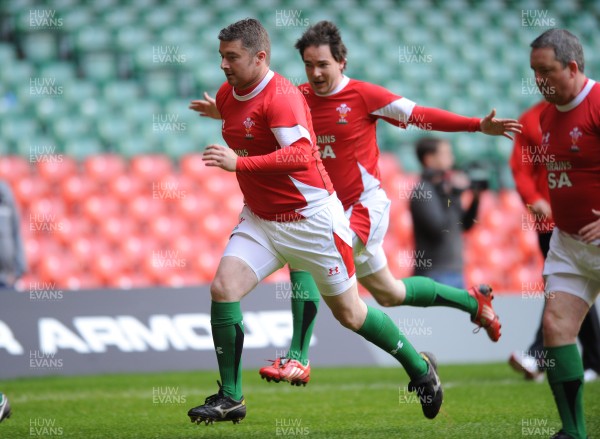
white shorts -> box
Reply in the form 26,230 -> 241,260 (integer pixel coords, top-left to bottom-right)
543,228 -> 600,306
346,188 -> 391,278
223,195 -> 356,296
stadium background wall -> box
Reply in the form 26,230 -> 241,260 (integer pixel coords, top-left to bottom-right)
2,285 -> 597,379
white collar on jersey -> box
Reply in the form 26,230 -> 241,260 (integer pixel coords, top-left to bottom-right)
314,75 -> 350,97
555,78 -> 596,112
233,70 -> 275,101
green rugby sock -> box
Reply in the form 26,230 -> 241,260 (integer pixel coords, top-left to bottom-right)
402,276 -> 477,317
546,344 -> 587,439
288,271 -> 320,366
211,301 -> 244,400
356,306 -> 427,379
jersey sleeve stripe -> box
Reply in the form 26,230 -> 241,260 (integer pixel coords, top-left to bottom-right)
370,97 -> 417,123
271,125 -> 312,148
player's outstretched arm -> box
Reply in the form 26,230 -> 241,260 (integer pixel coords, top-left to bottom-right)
189,92 -> 221,119
480,109 -> 522,140
202,144 -> 237,171
578,209 -> 600,244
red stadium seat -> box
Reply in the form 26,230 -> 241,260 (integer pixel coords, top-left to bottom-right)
142,249 -> 175,284
201,172 -> 238,200
84,154 -> 127,183
113,272 -> 152,289
465,266 -> 494,290
181,153 -> 219,182
82,194 -> 122,223
28,197 -> 66,224
223,189 -> 244,218
199,212 -> 230,244
518,229 -> 542,260
23,236 -> 46,272
53,215 -> 91,246
119,234 -> 152,267
148,214 -> 187,244
0,156 -> 31,185
38,251 -> 75,286
64,272 -> 103,290
378,152 -> 402,184
69,235 -> 110,267
150,173 -> 197,214
127,194 -> 166,224
176,193 -> 215,223
99,215 -> 136,245
61,174 -> 95,205
108,173 -> 143,202
13,175 -> 48,208
192,249 -> 221,281
36,156 -> 78,183
92,250 -> 125,285
130,154 -> 173,183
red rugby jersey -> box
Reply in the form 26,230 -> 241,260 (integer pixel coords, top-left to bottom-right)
216,70 -> 334,221
539,79 -> 600,235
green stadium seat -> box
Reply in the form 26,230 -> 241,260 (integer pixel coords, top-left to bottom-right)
0,60 -> 33,87
160,26 -> 194,47
103,81 -> 142,108
142,70 -> 178,102
34,97 -> 70,123
0,43 -> 16,64
97,116 -> 133,146
88,0 -> 120,13
22,31 -> 58,64
181,8 -> 215,28
143,7 -> 177,31
0,116 -> 39,144
15,134 -> 56,157
164,136 -> 198,159
61,8 -> 94,32
52,115 -> 92,144
115,27 -> 153,53
77,99 -> 112,128
39,61 -> 76,84
79,53 -> 118,84
117,137 -> 157,158
63,136 -> 104,159
75,26 -> 112,53
128,0 -> 157,8
102,7 -> 138,31
61,80 -> 98,106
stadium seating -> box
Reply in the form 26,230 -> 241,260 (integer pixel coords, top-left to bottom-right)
2,0 -> 595,291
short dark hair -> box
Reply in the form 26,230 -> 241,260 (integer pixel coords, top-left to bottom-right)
415,137 -> 444,165
295,21 -> 348,70
219,18 -> 271,64
530,29 -> 584,73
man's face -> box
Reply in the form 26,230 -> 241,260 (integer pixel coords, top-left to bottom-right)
530,47 -> 575,105
426,141 -> 454,171
302,45 -> 345,95
219,39 -> 263,90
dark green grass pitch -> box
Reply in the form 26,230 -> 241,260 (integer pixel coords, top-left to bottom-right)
1,363 -> 598,438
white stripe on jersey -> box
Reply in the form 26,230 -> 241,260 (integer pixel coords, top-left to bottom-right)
357,162 -> 382,202
370,97 -> 416,124
288,177 -> 333,217
233,70 -> 275,101
556,79 -> 596,112
271,125 -> 312,148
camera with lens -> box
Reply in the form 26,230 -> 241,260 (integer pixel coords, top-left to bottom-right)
464,162 -> 490,191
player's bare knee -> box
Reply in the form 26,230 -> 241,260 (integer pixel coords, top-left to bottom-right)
542,304 -> 576,340
333,308 -> 362,330
210,276 -> 238,301
373,294 -> 395,307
